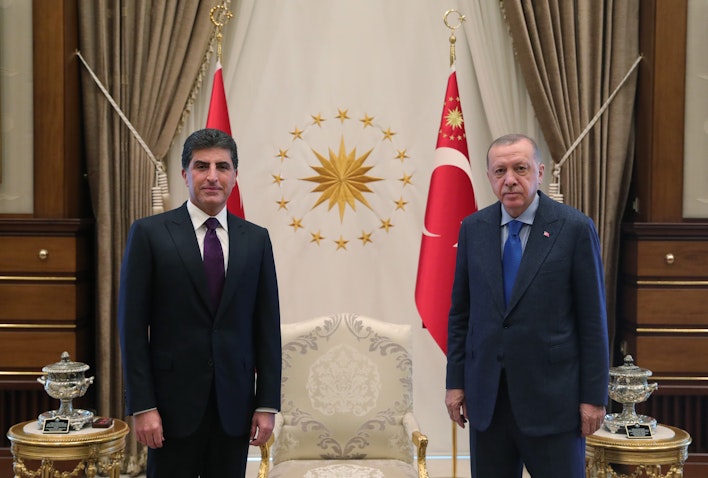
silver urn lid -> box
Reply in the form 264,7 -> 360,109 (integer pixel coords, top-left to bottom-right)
609,355 -> 653,383
42,351 -> 90,377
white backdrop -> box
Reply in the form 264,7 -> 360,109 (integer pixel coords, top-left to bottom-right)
166,0 -> 546,458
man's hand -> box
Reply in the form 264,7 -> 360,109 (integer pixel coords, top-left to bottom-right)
580,403 -> 606,437
133,409 -> 164,449
445,389 -> 468,428
249,411 -> 275,446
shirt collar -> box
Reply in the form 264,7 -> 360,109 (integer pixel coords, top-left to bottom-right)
186,201 -> 229,232
501,192 -> 540,227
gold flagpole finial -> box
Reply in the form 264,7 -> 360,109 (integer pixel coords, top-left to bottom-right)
210,3 -> 234,63
443,9 -> 465,67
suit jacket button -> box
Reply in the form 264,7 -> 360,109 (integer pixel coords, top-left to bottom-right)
503,321 -> 510,328
207,360 -> 214,367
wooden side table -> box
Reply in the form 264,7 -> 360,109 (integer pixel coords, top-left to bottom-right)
7,419 -> 129,478
586,424 -> 692,478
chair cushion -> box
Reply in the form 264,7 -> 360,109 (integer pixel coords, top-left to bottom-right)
268,459 -> 419,478
274,314 -> 414,464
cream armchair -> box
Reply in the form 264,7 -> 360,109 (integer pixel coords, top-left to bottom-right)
258,313 -> 429,478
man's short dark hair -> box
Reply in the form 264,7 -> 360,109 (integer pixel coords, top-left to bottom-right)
181,128 -> 238,170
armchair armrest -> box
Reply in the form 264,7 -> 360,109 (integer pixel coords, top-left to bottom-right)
403,412 -> 429,478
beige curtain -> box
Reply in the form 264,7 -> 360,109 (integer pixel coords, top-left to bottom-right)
500,0 -> 640,357
77,0 -> 220,473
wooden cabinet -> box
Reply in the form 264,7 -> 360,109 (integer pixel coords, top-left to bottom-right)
0,220 -> 93,374
0,219 -> 93,471
618,223 -> 708,473
620,224 -> 708,377
621,229 -> 708,375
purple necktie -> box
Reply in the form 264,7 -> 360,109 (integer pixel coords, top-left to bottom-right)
502,220 -> 523,306
203,217 -> 225,308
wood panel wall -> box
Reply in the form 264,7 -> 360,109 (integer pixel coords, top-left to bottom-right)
32,0 -> 89,218
620,1 -> 708,476
632,0 -> 687,223
0,1 -> 91,476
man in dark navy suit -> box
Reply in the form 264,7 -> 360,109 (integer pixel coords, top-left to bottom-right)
119,128 -> 281,477
445,134 -> 609,477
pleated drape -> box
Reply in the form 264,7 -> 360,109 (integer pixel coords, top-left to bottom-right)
77,0 -> 220,472
501,0 -> 640,357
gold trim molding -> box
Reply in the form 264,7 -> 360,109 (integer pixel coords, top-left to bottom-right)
0,275 -> 76,282
636,280 -> 708,286
0,370 -> 42,376
636,327 -> 708,334
0,323 -> 76,329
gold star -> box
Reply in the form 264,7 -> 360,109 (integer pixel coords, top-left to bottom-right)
272,174 -> 284,185
311,114 -> 325,127
445,107 -> 464,130
289,217 -> 303,231
382,127 -> 396,141
276,149 -> 289,161
290,127 -> 304,140
276,197 -> 289,210
335,235 -> 349,250
394,197 -> 408,211
360,114 -> 374,128
379,218 -> 394,232
399,173 -> 413,186
310,231 -> 325,245
335,108 -> 350,123
358,231 -> 373,245
395,149 -> 409,162
302,136 -> 382,222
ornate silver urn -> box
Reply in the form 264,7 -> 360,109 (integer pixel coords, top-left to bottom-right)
37,351 -> 95,431
604,355 -> 658,434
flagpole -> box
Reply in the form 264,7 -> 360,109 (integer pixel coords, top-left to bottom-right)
452,421 -> 458,478
209,3 -> 233,63
443,11 -> 465,478
206,2 -> 245,217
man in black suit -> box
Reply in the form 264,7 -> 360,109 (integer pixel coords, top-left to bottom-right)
118,128 -> 281,477
445,134 -> 609,477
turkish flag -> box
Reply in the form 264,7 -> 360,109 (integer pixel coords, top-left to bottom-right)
206,61 -> 244,218
415,68 -> 477,354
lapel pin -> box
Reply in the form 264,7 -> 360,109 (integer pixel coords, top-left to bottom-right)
543,231 -> 550,237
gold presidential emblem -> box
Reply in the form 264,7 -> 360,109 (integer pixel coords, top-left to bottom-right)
272,108 -> 413,251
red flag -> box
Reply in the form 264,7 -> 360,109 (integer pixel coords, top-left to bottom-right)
415,68 -> 477,354
206,61 -> 245,218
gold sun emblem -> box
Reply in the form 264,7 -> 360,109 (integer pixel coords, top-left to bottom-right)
302,136 -> 382,222
272,108 -> 414,251
445,106 -> 464,130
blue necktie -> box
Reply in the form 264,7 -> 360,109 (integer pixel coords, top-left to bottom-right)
203,218 -> 225,308
503,220 -> 523,306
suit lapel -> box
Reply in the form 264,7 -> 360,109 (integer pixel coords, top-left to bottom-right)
507,194 -> 562,310
164,205 -> 213,313
482,210 -> 506,313
214,214 -> 246,320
